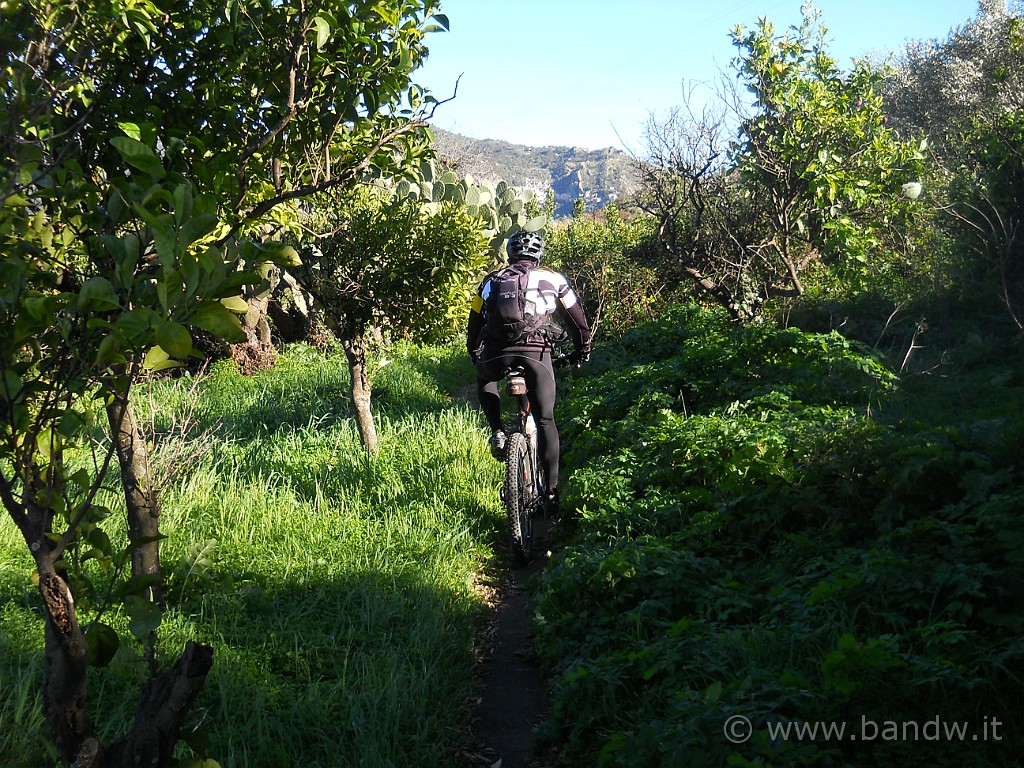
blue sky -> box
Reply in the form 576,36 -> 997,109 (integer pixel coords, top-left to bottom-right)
416,0 -> 982,151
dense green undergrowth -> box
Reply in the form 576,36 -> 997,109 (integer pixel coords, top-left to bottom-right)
0,342 -> 500,767
536,303 -> 1024,767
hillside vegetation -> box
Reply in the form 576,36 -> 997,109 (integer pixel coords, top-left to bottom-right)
431,127 -> 639,217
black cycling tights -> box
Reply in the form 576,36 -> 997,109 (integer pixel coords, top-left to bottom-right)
475,349 -> 559,492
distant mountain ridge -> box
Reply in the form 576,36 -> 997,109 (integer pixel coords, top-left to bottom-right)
430,127 -> 640,218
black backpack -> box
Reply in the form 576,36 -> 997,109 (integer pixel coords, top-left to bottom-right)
484,262 -> 545,343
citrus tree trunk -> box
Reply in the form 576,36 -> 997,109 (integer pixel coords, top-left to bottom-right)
104,641 -> 214,767
106,391 -> 163,605
106,387 -> 163,671
30,516 -> 213,768
230,264 -> 280,374
342,332 -> 378,454
36,549 -> 97,766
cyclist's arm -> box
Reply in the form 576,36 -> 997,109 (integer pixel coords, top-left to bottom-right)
466,288 -> 486,358
556,285 -> 591,358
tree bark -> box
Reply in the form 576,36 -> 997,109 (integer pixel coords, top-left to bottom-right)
106,642 -> 214,768
230,264 -> 280,374
342,333 -> 378,454
36,553 -> 97,767
106,387 -> 163,673
29,429 -> 213,768
678,263 -> 752,323
106,391 -> 164,608
16,383 -> 215,768
267,270 -> 314,343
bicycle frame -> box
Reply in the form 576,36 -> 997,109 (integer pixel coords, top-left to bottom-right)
505,349 -> 572,455
506,370 -> 539,465
502,367 -> 541,564
499,352 -> 571,564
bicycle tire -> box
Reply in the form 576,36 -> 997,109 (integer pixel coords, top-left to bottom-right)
503,431 -> 534,564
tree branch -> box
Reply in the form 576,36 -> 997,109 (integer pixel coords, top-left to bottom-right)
227,119 -> 426,237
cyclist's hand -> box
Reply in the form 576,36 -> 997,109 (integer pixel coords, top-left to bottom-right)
569,349 -> 590,366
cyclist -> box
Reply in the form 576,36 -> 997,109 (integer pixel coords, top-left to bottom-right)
466,230 -> 591,515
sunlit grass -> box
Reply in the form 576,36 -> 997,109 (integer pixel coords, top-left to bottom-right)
0,340 -> 503,767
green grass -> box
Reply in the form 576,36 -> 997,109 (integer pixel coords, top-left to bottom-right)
0,340 -> 503,767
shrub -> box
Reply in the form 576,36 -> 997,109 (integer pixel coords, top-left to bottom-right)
535,303 -> 1024,766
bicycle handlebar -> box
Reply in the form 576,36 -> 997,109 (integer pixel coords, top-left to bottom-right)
555,349 -> 592,369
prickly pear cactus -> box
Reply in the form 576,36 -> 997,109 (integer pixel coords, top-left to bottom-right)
395,160 -> 548,261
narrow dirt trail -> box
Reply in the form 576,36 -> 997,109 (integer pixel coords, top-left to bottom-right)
470,517 -> 555,768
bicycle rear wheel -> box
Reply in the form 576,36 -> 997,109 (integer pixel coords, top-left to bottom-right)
503,432 -> 534,564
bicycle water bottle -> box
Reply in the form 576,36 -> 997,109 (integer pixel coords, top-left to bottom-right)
525,412 -> 538,456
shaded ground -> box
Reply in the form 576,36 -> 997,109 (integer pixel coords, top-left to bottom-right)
468,517 -> 556,768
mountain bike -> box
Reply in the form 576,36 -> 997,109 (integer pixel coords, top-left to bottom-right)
500,354 -> 571,565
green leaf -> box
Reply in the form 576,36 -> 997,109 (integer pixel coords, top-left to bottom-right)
116,121 -> 143,141
124,595 -> 163,638
180,213 -> 219,247
96,333 -> 125,367
110,136 -> 165,180
85,623 -> 120,668
220,296 -> 249,313
704,681 -> 723,703
87,528 -> 113,557
374,6 -> 399,26
173,182 -> 193,225
58,409 -> 88,438
268,244 -> 302,267
143,345 -> 182,372
524,215 -> 548,232
210,271 -> 258,299
3,370 -> 22,403
23,292 -> 55,319
189,301 -> 246,343
155,321 -> 193,359
3,193 -> 30,208
0,260 -> 26,304
113,306 -> 159,341
157,266 -> 184,312
102,232 -> 140,291
77,277 -> 121,312
239,241 -> 301,267
312,16 -> 331,48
